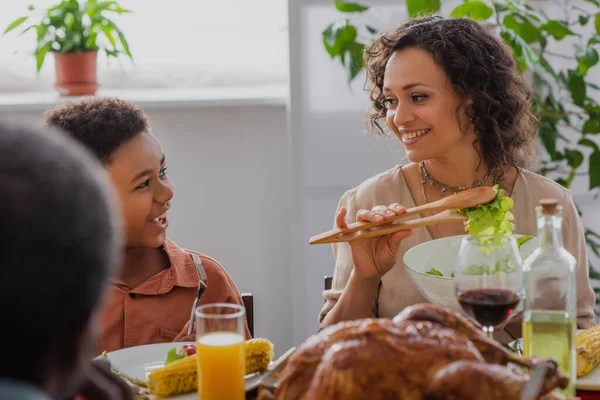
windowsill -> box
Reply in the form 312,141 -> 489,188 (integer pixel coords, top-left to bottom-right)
0,84 -> 288,112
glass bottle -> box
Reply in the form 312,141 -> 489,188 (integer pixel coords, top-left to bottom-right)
522,198 -> 577,396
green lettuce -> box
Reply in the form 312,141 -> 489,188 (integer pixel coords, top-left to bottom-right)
516,235 -> 534,248
423,233 -> 535,277
425,268 -> 454,277
457,185 -> 515,243
425,268 -> 443,276
165,347 -> 188,365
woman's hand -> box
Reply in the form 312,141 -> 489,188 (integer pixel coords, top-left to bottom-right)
336,203 -> 413,280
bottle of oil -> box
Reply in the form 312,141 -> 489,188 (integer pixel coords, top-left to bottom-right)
522,198 -> 576,396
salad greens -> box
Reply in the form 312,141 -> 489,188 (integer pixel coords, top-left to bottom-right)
425,268 -> 454,278
457,185 -> 515,246
165,347 -> 188,364
422,186 -> 536,278
424,234 -> 533,277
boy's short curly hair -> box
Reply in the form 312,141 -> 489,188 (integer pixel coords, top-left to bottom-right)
44,96 -> 149,164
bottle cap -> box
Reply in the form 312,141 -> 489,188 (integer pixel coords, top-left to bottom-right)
539,198 -> 560,215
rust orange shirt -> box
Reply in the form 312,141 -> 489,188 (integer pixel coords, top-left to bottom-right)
97,238 -> 250,354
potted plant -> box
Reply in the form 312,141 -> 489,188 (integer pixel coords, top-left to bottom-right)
3,0 -> 133,96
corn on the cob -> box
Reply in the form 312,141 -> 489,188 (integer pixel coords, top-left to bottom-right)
246,338 -> 274,374
147,352 -> 198,397
147,338 -> 275,397
576,325 -> 600,377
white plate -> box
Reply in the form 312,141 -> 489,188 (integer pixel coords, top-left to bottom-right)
104,342 -> 258,399
509,329 -> 600,391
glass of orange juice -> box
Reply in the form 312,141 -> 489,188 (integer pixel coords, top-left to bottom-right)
195,303 -> 246,400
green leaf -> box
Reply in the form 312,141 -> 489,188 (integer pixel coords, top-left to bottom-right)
517,235 -> 535,248
540,20 -> 575,40
501,29 -> 539,71
581,15 -> 590,26
322,19 -> 357,58
567,69 -> 586,106
451,1 -> 493,21
590,151 -> 600,189
165,347 -> 185,365
503,14 -> 542,44
116,29 -> 132,60
539,119 -> 558,160
366,25 -> 378,35
539,55 -> 557,79
426,268 -> 444,276
101,26 -> 116,47
579,138 -> 600,152
577,47 -> 599,76
406,0 -> 441,18
342,42 -> 364,83
35,42 -> 51,72
595,14 -> 600,35
587,0 -> 600,6
3,16 -> 28,35
89,1 -> 131,14
335,1 -> 369,13
584,116 -> 600,134
35,24 -> 48,42
102,19 -> 133,60
565,149 -> 584,169
589,35 -> 600,47
105,48 -> 118,57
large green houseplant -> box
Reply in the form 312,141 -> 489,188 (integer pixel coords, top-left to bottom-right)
3,0 -> 133,96
322,0 -> 600,306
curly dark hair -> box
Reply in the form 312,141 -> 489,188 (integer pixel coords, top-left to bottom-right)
44,96 -> 149,164
365,15 -> 538,171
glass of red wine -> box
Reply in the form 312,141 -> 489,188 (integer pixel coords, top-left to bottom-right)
454,234 -> 523,339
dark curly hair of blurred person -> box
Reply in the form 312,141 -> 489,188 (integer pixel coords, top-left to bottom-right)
364,15 -> 538,173
44,96 -> 150,164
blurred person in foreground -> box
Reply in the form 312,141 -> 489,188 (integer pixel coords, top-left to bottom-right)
0,122 -> 132,400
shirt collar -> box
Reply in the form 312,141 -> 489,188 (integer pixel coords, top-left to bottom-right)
161,238 -> 199,290
112,238 -> 199,295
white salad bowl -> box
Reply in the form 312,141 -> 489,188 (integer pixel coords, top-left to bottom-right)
403,234 -> 537,312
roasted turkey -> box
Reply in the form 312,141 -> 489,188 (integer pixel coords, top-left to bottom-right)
271,304 -> 572,400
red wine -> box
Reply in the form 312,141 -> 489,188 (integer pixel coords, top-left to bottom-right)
458,289 -> 521,327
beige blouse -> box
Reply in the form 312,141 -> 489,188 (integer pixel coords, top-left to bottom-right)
320,165 -> 596,339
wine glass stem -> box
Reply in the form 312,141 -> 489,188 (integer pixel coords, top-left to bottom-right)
483,326 -> 494,339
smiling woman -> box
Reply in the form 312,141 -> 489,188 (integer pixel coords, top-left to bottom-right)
44,96 -> 252,353
320,16 -> 596,343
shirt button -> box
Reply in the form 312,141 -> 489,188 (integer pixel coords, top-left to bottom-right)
129,293 -> 136,299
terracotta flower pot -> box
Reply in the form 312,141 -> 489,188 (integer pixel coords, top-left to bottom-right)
53,51 -> 99,96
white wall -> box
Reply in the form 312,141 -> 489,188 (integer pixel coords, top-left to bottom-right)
287,0 -> 411,345
0,104 -> 295,355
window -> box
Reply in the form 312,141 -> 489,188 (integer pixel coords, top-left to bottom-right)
0,0 -> 289,93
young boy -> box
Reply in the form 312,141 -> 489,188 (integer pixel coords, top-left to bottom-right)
44,97 -> 250,353
0,122 -> 132,399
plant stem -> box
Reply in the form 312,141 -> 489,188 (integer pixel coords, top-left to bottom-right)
544,51 -> 576,60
